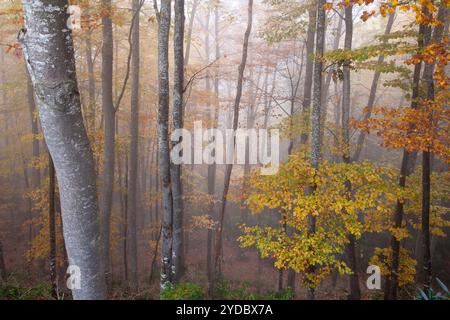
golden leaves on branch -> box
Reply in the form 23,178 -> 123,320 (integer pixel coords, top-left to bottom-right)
238,155 -> 403,288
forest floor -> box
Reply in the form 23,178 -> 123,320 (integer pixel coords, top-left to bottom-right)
0,221 -> 424,300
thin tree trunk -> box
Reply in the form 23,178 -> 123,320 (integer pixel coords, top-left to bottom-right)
207,2 -> 221,284
21,0 -> 105,299
420,5 -> 446,295
210,0 -> 253,297
300,9 -> 316,144
306,0 -> 326,300
320,12 -> 343,142
386,8 -> 435,298
118,152 -> 129,282
171,0 -> 185,283
127,0 -> 141,293
341,4 -> 361,300
205,2 -> 214,284
155,0 -> 174,292
100,0 -> 115,287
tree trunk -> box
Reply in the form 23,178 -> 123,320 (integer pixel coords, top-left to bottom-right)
100,0 -> 115,287
300,9 -> 316,144
341,5 -> 361,300
210,0 -> 253,297
21,0 -> 105,299
126,0 -> 141,293
386,29 -> 424,299
119,153 -> 129,281
420,5 -> 446,294
306,0 -> 326,300
206,3 -> 216,285
320,12 -> 343,142
171,0 -> 185,283
156,0 -> 174,292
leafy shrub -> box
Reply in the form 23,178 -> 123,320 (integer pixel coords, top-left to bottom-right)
0,273 -> 52,300
160,282 -> 204,300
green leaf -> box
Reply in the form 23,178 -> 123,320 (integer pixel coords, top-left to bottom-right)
436,278 -> 449,294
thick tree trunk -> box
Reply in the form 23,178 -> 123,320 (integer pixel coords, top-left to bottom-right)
307,0 -> 326,300
156,0 -> 174,291
100,0 -> 115,287
21,0 -> 105,299
210,0 -> 253,297
171,0 -> 185,283
127,0 -> 141,293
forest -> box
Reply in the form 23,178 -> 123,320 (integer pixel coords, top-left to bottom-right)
0,0 -> 448,301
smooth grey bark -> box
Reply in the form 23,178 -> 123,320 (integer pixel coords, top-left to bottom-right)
171,0 -> 185,283
352,13 -> 395,162
127,0 -> 141,292
307,0 -> 326,300
100,0 -> 115,286
341,5 -> 361,301
300,8 -> 316,144
155,0 -> 174,291
21,0 -> 105,300
211,0 -> 253,297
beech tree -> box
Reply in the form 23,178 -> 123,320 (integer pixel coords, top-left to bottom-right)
155,0 -> 174,291
20,0 -> 105,299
